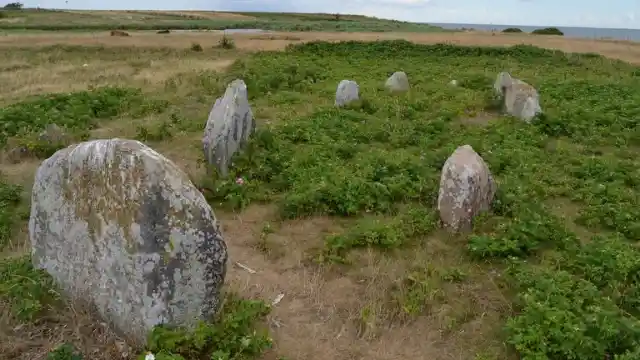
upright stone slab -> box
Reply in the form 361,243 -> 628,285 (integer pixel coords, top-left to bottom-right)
385,71 -> 409,92
493,71 -> 513,95
38,124 -> 67,144
203,79 -> 255,177
29,138 -> 228,344
335,80 -> 359,107
494,71 -> 542,122
437,145 -> 496,233
494,71 -> 529,96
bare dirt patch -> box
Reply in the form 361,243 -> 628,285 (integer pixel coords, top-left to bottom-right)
217,205 -> 511,360
0,299 -> 130,360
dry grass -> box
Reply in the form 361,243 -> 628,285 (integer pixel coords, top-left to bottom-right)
0,30 -> 637,360
0,299 -> 132,360
65,9 -> 257,21
218,205 -> 510,360
2,30 -> 640,64
148,10 -> 257,20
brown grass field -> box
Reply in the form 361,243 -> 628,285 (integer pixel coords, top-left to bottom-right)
0,29 -> 638,360
2,30 -> 640,64
64,10 -> 258,20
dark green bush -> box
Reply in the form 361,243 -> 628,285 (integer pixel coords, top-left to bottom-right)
502,27 -> 523,33
532,27 -> 564,36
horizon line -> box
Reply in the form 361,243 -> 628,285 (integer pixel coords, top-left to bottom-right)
428,21 -> 640,31
8,7 -> 640,31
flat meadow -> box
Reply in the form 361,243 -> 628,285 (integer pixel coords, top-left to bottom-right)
0,28 -> 639,360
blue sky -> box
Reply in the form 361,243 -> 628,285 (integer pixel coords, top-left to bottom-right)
19,0 -> 640,29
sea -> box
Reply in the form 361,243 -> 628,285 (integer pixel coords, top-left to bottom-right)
429,23 -> 640,42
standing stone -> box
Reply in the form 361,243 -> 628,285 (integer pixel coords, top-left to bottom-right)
38,124 -> 68,144
494,71 -> 530,96
385,71 -> 410,92
493,71 -> 542,122
437,145 -> 496,233
203,79 -> 255,178
335,80 -> 359,107
29,138 -> 228,344
493,71 -> 513,95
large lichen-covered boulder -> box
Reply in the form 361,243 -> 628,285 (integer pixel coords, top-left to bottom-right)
29,138 -> 228,344
335,80 -> 359,107
493,71 -> 543,122
203,79 -> 255,178
437,145 -> 496,233
384,71 -> 410,93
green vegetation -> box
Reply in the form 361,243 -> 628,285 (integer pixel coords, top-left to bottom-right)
532,27 -> 564,36
501,27 -> 523,33
144,294 -> 272,360
0,255 -> 61,320
1,37 -> 640,360
47,343 -> 84,360
0,87 -> 140,141
0,86 -> 169,158
197,40 -> 640,359
0,8 -> 446,32
320,205 -> 438,263
0,175 -> 22,249
0,44 -> 272,360
0,251 -> 273,359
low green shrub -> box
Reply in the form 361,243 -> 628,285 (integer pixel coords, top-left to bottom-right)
502,27 -> 523,33
531,27 -> 564,36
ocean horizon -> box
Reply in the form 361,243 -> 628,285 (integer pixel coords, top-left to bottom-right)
429,22 -> 640,42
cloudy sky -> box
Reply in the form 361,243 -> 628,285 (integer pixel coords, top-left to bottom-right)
20,0 -> 640,29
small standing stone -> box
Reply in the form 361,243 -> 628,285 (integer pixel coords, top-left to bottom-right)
335,80 -> 359,107
437,145 -> 496,233
203,79 -> 255,177
38,124 -> 68,144
493,71 -> 513,95
29,138 -> 228,344
494,71 -> 542,122
384,71 -> 410,92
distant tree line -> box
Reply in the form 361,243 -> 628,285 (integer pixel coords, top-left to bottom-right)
3,2 -> 23,9
502,26 -> 564,36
